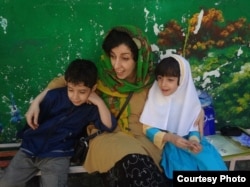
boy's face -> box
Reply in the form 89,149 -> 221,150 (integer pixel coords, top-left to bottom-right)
67,82 -> 93,106
156,75 -> 178,96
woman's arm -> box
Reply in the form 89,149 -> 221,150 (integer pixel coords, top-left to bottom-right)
25,76 -> 66,129
194,109 -> 205,138
47,76 -> 66,89
25,88 -> 49,129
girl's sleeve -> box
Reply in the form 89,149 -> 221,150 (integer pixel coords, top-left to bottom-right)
188,131 -> 201,142
143,124 -> 166,149
47,76 -> 67,89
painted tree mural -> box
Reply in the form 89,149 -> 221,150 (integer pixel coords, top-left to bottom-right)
0,1 -> 249,143
157,8 -> 250,129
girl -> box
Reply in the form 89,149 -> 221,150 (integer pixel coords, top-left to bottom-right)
140,54 -> 227,180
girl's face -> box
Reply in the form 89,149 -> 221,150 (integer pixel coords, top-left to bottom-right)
156,75 -> 179,96
109,44 -> 136,83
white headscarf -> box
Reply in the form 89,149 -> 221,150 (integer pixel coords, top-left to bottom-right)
140,54 -> 201,136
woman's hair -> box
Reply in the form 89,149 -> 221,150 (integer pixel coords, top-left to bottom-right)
102,28 -> 139,61
155,57 -> 180,85
64,59 -> 97,88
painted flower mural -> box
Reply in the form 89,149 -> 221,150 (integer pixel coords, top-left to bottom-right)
0,1 -> 249,144
157,8 -> 250,129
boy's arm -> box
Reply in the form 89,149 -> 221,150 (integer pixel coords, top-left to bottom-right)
87,92 -> 115,130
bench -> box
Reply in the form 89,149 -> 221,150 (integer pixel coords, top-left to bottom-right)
205,129 -> 250,171
0,143 -> 87,175
0,143 -> 20,168
224,155 -> 250,171
2,134 -> 250,173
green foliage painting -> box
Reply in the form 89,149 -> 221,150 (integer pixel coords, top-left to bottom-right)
0,0 -> 249,143
156,7 -> 250,129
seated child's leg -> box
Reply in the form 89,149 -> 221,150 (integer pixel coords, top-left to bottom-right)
161,142 -> 198,179
39,156 -> 70,187
194,138 -> 228,170
0,150 -> 38,187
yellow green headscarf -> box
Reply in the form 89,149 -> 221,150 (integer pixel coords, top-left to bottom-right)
96,25 -> 155,133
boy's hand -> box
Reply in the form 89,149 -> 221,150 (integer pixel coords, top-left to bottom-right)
87,92 -> 101,105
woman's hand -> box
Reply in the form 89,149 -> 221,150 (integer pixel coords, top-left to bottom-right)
25,88 -> 49,130
25,102 -> 40,130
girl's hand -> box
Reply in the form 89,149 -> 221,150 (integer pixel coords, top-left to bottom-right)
167,133 -> 192,150
188,140 -> 202,154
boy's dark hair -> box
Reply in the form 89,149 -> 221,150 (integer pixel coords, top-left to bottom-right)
102,28 -> 139,62
64,59 -> 97,88
155,57 -> 181,85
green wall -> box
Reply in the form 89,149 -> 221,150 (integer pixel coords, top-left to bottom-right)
1,0 -> 249,143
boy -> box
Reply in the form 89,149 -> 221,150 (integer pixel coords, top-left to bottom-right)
0,59 -> 117,187
140,54 -> 227,180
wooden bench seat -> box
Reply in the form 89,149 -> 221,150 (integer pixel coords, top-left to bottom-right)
0,150 -> 18,168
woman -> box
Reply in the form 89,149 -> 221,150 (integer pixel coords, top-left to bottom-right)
25,25 -> 204,186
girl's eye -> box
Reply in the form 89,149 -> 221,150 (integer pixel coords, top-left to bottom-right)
168,77 -> 177,82
157,76 -> 163,80
110,53 -> 116,58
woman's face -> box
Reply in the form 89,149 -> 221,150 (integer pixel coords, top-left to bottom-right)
109,44 -> 136,83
